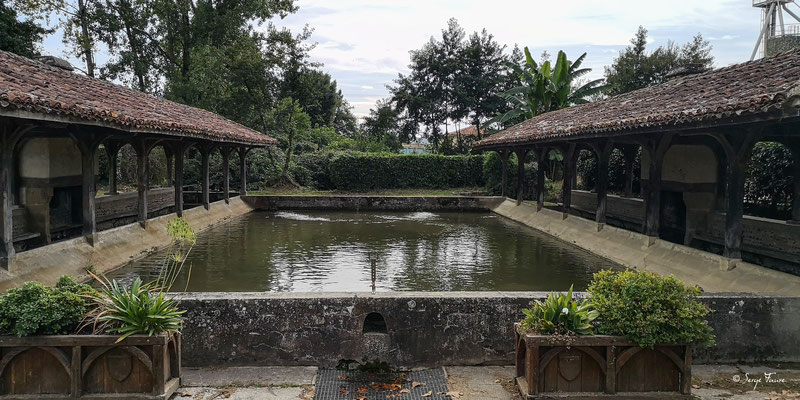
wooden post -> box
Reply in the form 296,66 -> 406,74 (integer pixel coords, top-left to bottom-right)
0,125 -> 25,269
104,140 -> 121,195
133,140 -> 153,228
643,134 -> 674,240
174,143 -> 186,217
200,145 -> 211,210
71,133 -> 106,246
501,149 -> 510,197
516,148 -> 527,205
595,141 -> 614,228
789,141 -> 800,223
237,147 -> 248,196
164,145 -> 174,187
71,345 -> 82,397
536,148 -> 547,212
621,145 -> 637,198
724,161 -> 746,259
221,147 -> 231,204
561,143 -> 577,219
711,130 -> 758,262
525,342 -> 539,396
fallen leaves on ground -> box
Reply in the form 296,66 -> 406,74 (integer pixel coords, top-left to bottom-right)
422,390 -> 432,397
412,381 -> 425,388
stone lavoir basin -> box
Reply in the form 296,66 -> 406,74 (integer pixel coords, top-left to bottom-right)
106,210 -> 618,292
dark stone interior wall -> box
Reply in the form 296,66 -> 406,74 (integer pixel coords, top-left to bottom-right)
179,292 -> 800,368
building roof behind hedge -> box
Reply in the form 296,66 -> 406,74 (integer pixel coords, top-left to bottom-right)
475,49 -> 800,149
0,51 -> 276,146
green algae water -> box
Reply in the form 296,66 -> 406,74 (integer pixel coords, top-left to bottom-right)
106,211 -> 617,292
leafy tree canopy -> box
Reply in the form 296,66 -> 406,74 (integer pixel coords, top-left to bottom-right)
604,26 -> 713,96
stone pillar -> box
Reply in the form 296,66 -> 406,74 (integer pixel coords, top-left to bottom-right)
104,140 -> 120,195
595,141 -> 613,228
174,144 -> 185,217
133,140 -> 151,228
221,147 -> 231,204
561,144 -> 576,219
536,148 -> 547,212
501,150 -> 509,197
200,145 -> 211,210
238,147 -> 248,196
621,145 -> 637,198
516,148 -> 527,205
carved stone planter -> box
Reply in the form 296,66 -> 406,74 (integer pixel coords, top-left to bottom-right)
0,333 -> 181,399
514,324 -> 692,399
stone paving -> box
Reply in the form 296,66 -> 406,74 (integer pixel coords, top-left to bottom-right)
170,365 -> 800,400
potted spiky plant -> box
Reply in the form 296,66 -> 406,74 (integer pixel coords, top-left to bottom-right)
514,271 -> 714,399
0,217 -> 196,399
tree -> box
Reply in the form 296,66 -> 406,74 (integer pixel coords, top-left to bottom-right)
604,27 -> 714,96
11,0 -> 100,76
265,98 -> 311,184
0,1 -> 51,57
390,18 -> 517,150
452,29 -> 513,140
360,99 -> 403,151
487,47 -> 608,127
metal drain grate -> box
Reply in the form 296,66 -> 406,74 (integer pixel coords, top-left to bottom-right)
314,368 -> 452,400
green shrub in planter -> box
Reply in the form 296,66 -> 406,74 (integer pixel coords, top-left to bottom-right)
588,269 -> 715,348
0,276 -> 96,336
520,285 -> 599,335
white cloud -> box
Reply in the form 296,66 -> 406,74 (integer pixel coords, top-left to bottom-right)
269,0 -> 766,118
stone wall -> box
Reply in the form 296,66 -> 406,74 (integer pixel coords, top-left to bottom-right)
242,195 -> 504,211
179,292 -> 800,368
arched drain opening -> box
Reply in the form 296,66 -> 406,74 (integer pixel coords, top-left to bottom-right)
362,312 -> 388,334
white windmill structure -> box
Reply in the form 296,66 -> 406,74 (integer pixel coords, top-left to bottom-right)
752,0 -> 800,60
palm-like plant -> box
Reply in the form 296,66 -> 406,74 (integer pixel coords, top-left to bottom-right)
520,285 -> 599,335
87,277 -> 185,342
487,48 -> 608,128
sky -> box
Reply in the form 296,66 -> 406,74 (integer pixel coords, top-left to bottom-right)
40,0 -> 783,119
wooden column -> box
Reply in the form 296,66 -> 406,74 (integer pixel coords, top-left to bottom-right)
711,131 -> 758,261
237,147 -> 248,196
561,143 -> 577,219
595,141 -> 614,228
788,141 -> 800,223
174,143 -> 186,217
200,145 -> 211,210
163,145 -> 174,187
536,148 -> 547,211
0,124 -> 26,269
221,147 -> 232,204
501,150 -> 510,197
516,148 -> 527,205
71,132 -> 106,246
642,134 -> 674,240
133,140 -> 155,228
621,145 -> 637,198
104,140 -> 121,195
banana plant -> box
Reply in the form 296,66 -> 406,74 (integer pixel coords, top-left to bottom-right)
486,48 -> 609,130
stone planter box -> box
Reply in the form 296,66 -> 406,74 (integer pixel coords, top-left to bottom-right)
514,324 -> 692,399
0,333 -> 181,399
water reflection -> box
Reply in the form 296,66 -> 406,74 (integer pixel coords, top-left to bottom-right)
106,211 -> 618,292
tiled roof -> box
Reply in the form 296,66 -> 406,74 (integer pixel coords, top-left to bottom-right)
475,50 -> 800,149
447,125 -> 483,137
0,51 -> 276,146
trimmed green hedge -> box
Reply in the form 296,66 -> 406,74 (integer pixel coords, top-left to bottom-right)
328,152 -> 485,191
